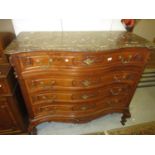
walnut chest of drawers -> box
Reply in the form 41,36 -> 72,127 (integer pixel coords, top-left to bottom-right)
5,31 -> 154,134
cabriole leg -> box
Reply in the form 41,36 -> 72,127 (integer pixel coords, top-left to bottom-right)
120,109 -> 131,125
28,125 -> 37,135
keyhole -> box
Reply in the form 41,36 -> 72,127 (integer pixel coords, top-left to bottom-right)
65,59 -> 69,62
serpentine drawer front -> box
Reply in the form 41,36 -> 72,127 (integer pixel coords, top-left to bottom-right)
24,69 -> 139,92
5,31 -> 153,134
16,49 -> 146,73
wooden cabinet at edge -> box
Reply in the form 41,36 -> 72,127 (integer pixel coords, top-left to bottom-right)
0,32 -> 27,134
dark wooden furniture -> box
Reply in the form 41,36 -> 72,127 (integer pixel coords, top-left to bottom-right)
0,64 -> 27,134
0,32 -> 27,134
5,31 -> 153,134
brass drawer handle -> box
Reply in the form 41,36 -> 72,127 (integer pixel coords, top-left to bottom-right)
43,58 -> 53,67
24,57 -> 33,66
40,80 -> 56,87
50,80 -> 56,85
80,104 -> 96,110
35,59 -> 44,68
49,58 -> 53,64
72,104 -> 94,111
113,75 -> 126,82
41,98 -> 55,103
82,80 -> 91,87
110,88 -> 122,96
41,96 -> 56,104
42,96 -> 47,99
81,93 -> 97,100
119,55 -> 132,64
40,81 -> 44,85
107,99 -> 119,106
39,107 -> 56,113
81,95 -> 89,99
83,58 -> 94,65
81,106 -> 88,110
38,95 -> 56,102
72,92 -> 98,100
0,84 -> 2,88
32,80 -> 56,88
40,58 -> 53,69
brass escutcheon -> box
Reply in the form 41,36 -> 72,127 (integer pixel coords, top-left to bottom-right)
81,106 -> 87,110
119,55 -> 132,64
83,58 -> 94,65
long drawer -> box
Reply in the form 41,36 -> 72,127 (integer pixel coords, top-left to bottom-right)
32,95 -> 128,116
12,48 -> 148,74
24,68 -> 140,93
29,83 -> 132,105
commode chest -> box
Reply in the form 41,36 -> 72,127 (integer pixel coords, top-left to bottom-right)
5,31 -> 153,134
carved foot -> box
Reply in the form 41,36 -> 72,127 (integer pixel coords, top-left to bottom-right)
28,126 -> 37,135
121,115 -> 127,125
120,109 -> 131,126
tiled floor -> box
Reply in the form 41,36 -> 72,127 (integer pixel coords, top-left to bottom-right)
37,87 -> 155,135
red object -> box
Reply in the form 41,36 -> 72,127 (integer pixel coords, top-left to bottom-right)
121,19 -> 135,32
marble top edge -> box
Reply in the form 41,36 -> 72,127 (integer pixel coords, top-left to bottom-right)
4,31 -> 155,55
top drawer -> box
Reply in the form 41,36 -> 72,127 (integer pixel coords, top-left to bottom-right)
12,48 -> 149,73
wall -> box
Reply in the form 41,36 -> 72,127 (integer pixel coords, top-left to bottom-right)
12,19 -> 125,35
1,19 -> 155,42
134,19 -> 155,42
0,19 -> 15,33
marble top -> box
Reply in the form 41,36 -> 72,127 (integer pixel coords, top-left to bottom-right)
4,31 -> 155,55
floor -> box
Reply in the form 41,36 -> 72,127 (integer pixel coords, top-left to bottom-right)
37,86 -> 155,135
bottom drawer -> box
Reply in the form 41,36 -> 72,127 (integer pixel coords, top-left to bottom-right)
32,95 -> 129,116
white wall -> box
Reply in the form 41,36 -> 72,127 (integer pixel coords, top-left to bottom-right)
12,19 -> 125,35
133,19 -> 155,42
0,19 -> 15,33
